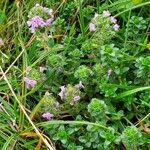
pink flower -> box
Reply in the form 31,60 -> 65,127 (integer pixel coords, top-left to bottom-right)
27,5 -> 54,33
58,85 -> 65,100
75,81 -> 84,89
60,86 -> 65,92
0,38 -> 4,46
42,112 -> 53,120
73,96 -> 80,102
102,10 -> 111,17
113,24 -> 119,31
110,16 -> 117,24
89,22 -> 96,32
39,66 -> 46,73
23,77 -> 37,89
27,16 -> 46,33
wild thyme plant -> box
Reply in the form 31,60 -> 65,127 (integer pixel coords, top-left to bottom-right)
0,1 -> 150,150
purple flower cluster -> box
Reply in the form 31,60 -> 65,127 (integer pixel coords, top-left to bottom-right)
102,10 -> 119,31
89,22 -> 96,32
23,77 -> 37,89
42,112 -> 53,120
89,10 -> 119,32
27,16 -> 53,33
27,16 -> 45,33
102,10 -> 111,17
110,16 -> 117,24
27,4 -> 54,33
58,82 -> 83,102
113,24 -> 119,31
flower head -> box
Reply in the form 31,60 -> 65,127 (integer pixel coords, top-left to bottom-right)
110,16 -> 117,24
27,16 -> 46,33
42,112 -> 53,120
60,85 -> 65,92
102,10 -> 111,17
27,4 -> 54,33
23,77 -> 37,89
113,24 -> 119,31
73,96 -> 80,102
89,22 -> 96,32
